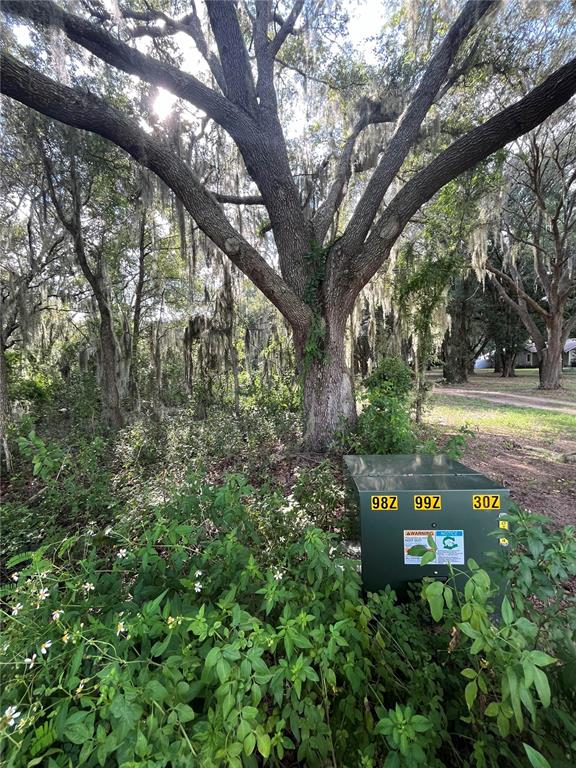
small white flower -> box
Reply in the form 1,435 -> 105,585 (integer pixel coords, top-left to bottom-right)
3,706 -> 22,727
279,536 -> 286,543
40,641 -> 52,655
82,582 -> 95,593
62,633 -> 70,644
24,654 -> 37,669
75,681 -> 85,695
194,570 -> 203,578
116,621 -> 125,636
117,548 -> 127,559
85,529 -> 95,537
194,581 -> 202,593
38,571 -> 48,579
104,526 -> 113,535
37,588 -> 49,602
52,610 -> 64,621
167,616 -> 175,628
11,572 -> 19,583
273,568 -> 283,581
12,603 -> 23,616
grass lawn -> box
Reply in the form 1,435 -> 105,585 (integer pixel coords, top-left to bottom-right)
428,394 -> 576,443
429,367 -> 576,401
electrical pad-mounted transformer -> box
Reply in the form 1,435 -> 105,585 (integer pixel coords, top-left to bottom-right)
344,454 -> 510,593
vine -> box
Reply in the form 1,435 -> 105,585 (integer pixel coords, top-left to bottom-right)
301,241 -> 330,377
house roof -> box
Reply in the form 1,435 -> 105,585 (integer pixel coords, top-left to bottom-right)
524,339 -> 576,353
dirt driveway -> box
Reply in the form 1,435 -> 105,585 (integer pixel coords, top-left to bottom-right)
440,388 -> 576,415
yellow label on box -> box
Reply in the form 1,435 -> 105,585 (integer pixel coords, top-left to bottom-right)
370,495 -> 399,511
499,537 -> 509,546
413,494 -> 442,510
472,494 -> 501,510
499,520 -> 509,530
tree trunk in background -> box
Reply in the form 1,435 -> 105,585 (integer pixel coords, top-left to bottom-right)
231,346 -> 241,416
0,344 -> 13,474
538,318 -> 564,389
98,304 -> 125,429
414,332 -> 431,424
300,314 -> 356,451
129,210 -> 147,403
501,350 -> 517,377
494,344 -> 503,374
442,319 -> 468,385
150,321 -> 164,417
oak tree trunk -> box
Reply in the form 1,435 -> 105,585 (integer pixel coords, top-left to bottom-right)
501,350 -> 517,378
493,344 -> 503,374
538,324 -> 563,389
442,323 -> 468,385
300,315 -> 356,451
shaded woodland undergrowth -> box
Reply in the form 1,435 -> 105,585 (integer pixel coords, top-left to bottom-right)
1,365 -> 576,768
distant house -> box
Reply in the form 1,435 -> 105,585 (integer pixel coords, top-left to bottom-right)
518,339 -> 576,368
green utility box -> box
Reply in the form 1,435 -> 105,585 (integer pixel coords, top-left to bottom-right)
344,454 -> 510,593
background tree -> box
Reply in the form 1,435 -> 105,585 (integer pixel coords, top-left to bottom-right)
486,114 -> 576,389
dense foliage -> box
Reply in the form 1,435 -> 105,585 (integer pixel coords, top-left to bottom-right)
1,394 -> 575,767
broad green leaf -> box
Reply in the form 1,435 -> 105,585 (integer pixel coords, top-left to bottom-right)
421,551 -> 436,566
506,668 -> 523,730
528,651 -> 557,668
523,744 -> 552,768
501,596 -> 513,625
205,647 -> 220,669
243,732 -> 256,756
256,732 -> 271,759
175,704 -> 195,723
465,680 -> 478,711
533,667 -> 551,708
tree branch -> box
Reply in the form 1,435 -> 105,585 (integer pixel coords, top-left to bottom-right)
337,0 -> 496,256
354,55 -> 576,295
213,192 -> 264,205
0,53 -> 311,331
488,273 -> 546,352
2,0 -> 241,130
313,106 -> 400,244
205,0 -> 259,114
485,263 -> 550,320
269,0 -> 305,57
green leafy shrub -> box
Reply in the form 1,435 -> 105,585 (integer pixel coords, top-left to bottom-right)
365,357 -> 414,399
1,480 -> 574,768
9,369 -> 57,405
356,391 -> 417,454
2,432 -> 115,562
242,373 -> 301,417
290,460 -> 346,530
355,357 -> 417,455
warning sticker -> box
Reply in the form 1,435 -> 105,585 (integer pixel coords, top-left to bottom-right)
403,529 -> 465,565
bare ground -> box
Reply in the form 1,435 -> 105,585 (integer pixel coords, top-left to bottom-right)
455,432 -> 576,527
424,369 -> 576,526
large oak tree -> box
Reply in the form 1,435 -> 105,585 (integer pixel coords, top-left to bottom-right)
2,0 -> 575,448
